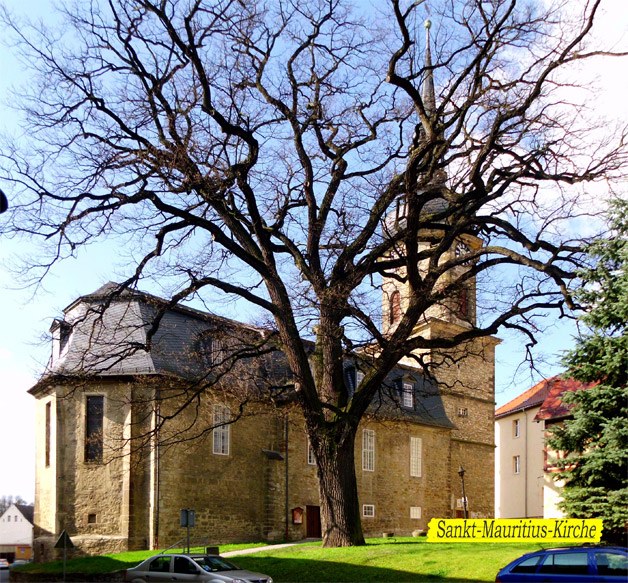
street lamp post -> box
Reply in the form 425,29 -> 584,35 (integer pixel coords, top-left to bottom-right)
458,466 -> 468,519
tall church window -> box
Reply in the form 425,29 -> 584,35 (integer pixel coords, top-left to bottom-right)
45,401 -> 51,467
212,404 -> 230,456
362,429 -> 375,472
457,286 -> 469,320
85,395 -> 104,463
389,290 -> 402,325
410,436 -> 422,477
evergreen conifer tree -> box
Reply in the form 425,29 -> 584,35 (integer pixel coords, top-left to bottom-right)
548,198 -> 628,543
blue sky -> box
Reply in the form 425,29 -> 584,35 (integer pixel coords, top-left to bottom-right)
0,0 -> 626,501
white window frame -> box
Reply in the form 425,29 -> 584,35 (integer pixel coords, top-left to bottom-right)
513,418 -> 520,438
410,436 -> 422,477
363,504 -> 375,518
362,429 -> 375,472
307,440 -> 316,465
212,404 -> 230,456
355,370 -> 364,389
402,382 -> 414,408
410,506 -> 422,520
513,455 -> 521,474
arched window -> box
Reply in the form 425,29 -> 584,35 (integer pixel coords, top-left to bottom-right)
457,286 -> 469,320
389,290 -> 402,325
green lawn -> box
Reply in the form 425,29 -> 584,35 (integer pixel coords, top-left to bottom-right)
15,538 -> 547,582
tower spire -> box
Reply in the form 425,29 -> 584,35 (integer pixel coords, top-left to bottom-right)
422,19 -> 436,117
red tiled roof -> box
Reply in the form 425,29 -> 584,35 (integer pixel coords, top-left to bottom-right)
495,376 -> 555,418
534,377 -> 597,421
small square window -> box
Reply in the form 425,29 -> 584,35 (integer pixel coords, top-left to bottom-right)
363,504 -> 375,518
458,407 -> 468,417
410,506 -> 422,519
87,513 -> 97,524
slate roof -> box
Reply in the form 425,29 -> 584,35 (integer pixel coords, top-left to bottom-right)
32,283 -> 454,430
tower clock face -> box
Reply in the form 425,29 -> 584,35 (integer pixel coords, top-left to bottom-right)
455,241 -> 472,264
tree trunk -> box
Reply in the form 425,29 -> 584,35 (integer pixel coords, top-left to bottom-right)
314,426 -> 365,547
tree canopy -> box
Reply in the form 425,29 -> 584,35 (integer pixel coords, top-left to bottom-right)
547,197 -> 627,543
1,0 -> 626,546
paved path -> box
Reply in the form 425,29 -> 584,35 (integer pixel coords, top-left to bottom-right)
222,540 -> 318,557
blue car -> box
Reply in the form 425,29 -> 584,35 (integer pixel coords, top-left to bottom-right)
495,546 -> 627,582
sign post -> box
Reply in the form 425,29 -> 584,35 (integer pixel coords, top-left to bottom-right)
54,530 -> 74,583
180,509 -> 195,554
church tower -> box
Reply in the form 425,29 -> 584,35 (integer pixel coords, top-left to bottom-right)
382,20 -> 497,519
382,19 -> 483,339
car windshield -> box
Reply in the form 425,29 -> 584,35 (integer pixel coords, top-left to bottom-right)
192,556 -> 240,572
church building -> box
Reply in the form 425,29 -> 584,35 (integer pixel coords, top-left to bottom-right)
28,23 -> 497,560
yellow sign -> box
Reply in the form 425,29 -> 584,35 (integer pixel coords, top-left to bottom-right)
426,518 -> 603,543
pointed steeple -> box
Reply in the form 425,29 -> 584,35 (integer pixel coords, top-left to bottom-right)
422,19 -> 436,117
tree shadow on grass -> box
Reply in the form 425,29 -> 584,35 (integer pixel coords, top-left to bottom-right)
234,555 -> 491,582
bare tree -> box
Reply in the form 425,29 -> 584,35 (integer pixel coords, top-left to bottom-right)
1,0 -> 626,547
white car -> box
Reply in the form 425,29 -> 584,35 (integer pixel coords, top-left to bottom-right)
0,558 -> 9,570
124,553 -> 272,583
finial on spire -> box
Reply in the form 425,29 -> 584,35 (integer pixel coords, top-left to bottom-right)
422,19 -> 436,116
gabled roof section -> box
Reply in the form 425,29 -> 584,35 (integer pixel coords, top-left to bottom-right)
0,503 -> 34,525
496,375 -> 596,421
534,377 -> 597,422
495,376 -> 555,419
14,504 -> 34,525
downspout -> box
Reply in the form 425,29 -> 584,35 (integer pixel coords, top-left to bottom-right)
284,415 -> 289,542
524,409 -> 528,517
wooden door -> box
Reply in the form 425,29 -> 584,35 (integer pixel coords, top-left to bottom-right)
306,505 -> 322,538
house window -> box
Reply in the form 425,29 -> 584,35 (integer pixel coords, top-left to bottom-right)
355,370 -> 364,389
7,516 -> 10,522
513,419 -> 520,438
87,513 -> 97,524
85,395 -> 104,463
410,506 -> 422,519
45,401 -> 51,467
402,383 -> 414,408
513,455 -> 521,475
410,436 -> 422,477
363,504 -> 375,518
362,429 -> 375,472
212,404 -> 230,456
389,290 -> 402,325
458,407 -> 468,417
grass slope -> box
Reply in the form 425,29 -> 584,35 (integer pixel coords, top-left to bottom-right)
15,538 -> 546,582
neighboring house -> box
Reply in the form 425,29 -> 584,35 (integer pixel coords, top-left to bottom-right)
495,376 -> 594,519
0,503 -> 34,562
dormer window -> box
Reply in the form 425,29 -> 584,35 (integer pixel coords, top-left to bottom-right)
402,383 -> 414,409
59,322 -> 72,354
196,330 -> 224,368
50,318 -> 72,361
